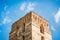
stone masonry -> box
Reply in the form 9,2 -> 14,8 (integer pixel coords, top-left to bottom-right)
9,11 -> 52,40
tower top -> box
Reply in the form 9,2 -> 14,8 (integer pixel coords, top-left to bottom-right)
26,11 -> 48,23
14,11 -> 48,25
11,11 -> 51,35
9,11 -> 52,40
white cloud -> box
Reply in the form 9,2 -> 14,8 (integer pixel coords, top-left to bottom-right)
20,2 -> 26,11
54,8 -> 60,23
26,3 -> 35,12
0,17 -> 12,25
0,5 -> 12,25
2,17 -> 12,24
51,26 -> 56,31
1,10 -> 10,18
20,2 -> 36,12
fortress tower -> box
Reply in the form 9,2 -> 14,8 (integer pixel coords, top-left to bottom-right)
9,11 -> 52,40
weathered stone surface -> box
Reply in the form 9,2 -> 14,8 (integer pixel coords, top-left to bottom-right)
9,11 -> 52,40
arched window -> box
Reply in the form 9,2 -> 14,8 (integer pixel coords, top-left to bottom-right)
40,24 -> 44,34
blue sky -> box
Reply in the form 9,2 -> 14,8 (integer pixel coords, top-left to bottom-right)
0,0 -> 60,40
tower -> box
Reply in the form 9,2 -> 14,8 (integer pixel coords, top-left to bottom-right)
9,11 -> 52,40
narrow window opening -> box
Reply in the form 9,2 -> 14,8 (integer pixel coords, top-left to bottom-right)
40,24 -> 44,34
17,27 -> 19,29
23,23 -> 25,32
23,36 -> 25,40
41,36 -> 44,40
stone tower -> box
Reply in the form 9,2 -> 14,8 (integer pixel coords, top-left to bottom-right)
9,11 -> 52,40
